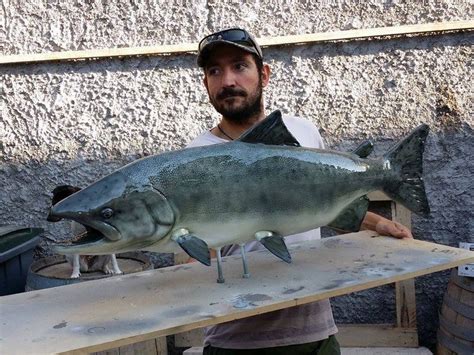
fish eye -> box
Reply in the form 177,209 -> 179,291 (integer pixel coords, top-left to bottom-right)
101,207 -> 114,219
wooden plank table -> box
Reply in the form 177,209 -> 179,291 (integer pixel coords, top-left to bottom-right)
1,231 -> 473,355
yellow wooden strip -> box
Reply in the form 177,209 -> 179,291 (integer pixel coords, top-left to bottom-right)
258,20 -> 474,46
0,42 -> 197,65
1,20 -> 472,65
174,251 -> 191,265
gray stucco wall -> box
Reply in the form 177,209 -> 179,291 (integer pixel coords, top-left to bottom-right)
1,1 -> 473,351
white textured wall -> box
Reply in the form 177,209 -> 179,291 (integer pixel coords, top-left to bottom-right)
1,1 -> 473,350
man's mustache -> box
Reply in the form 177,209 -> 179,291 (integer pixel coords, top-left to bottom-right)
217,88 -> 247,100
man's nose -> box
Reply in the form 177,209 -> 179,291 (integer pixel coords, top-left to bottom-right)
221,69 -> 237,87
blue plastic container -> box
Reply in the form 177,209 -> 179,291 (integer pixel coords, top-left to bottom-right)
0,226 -> 43,296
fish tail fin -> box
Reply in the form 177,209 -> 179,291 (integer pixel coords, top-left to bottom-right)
382,124 -> 430,216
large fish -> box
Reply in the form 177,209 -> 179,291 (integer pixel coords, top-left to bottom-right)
49,111 -> 430,282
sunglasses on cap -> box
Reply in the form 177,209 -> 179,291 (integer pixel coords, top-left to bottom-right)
197,28 -> 263,67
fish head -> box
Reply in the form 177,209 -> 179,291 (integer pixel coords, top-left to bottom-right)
49,171 -> 175,255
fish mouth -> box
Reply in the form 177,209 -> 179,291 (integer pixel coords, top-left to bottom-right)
84,220 -> 121,241
48,205 -> 121,242
55,229 -> 104,246
52,221 -> 121,255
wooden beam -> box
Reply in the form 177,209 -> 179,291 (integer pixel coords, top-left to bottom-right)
1,20 -> 472,65
173,325 -> 419,348
368,191 -> 391,201
392,202 -> 418,332
337,325 -> 418,347
0,42 -> 197,65
174,328 -> 204,348
396,279 -> 418,328
258,20 -> 473,46
92,337 -> 167,355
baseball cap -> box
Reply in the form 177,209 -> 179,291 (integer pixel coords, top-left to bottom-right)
197,28 -> 263,67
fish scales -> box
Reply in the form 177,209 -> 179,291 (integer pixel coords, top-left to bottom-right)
144,143 -> 383,247
49,110 -> 429,278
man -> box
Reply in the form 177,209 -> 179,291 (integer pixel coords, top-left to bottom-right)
188,28 -> 412,355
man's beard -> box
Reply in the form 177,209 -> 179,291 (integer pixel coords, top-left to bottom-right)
210,82 -> 263,124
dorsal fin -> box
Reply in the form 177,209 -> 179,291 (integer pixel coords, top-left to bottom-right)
352,140 -> 374,158
237,110 -> 300,146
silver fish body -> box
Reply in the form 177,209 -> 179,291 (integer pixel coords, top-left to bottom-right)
50,111 -> 429,270
144,143 -> 384,251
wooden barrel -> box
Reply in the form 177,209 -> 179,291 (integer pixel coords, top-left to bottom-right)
437,269 -> 474,355
26,252 -> 152,291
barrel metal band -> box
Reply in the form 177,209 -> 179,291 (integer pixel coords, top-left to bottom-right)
451,271 -> 474,293
437,328 -> 474,354
439,313 -> 474,341
442,293 -> 474,319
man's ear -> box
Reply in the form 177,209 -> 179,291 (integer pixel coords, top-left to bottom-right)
203,75 -> 208,90
261,64 -> 271,88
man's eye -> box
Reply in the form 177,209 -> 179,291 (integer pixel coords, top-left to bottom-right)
207,68 -> 220,76
235,63 -> 248,71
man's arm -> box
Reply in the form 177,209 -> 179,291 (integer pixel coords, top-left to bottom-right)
361,211 -> 413,239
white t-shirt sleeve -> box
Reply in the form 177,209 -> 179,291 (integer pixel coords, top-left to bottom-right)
282,115 -> 325,149
186,131 -> 227,148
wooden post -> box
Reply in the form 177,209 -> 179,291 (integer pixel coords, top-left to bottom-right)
392,203 -> 418,333
92,333 -> 168,355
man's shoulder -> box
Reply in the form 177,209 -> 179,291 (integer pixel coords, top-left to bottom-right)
187,130 -> 225,148
282,114 -> 315,126
282,114 -> 324,149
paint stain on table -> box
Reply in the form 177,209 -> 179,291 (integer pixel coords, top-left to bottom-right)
232,293 -> 273,309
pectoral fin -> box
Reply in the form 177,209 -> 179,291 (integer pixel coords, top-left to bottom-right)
172,229 -> 211,266
328,196 -> 369,232
255,231 -> 292,263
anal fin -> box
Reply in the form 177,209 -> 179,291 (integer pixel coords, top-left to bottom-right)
172,229 -> 210,266
255,231 -> 292,263
327,196 -> 369,232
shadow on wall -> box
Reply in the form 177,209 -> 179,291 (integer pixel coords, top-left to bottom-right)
1,52 -> 199,76
267,31 -> 473,60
